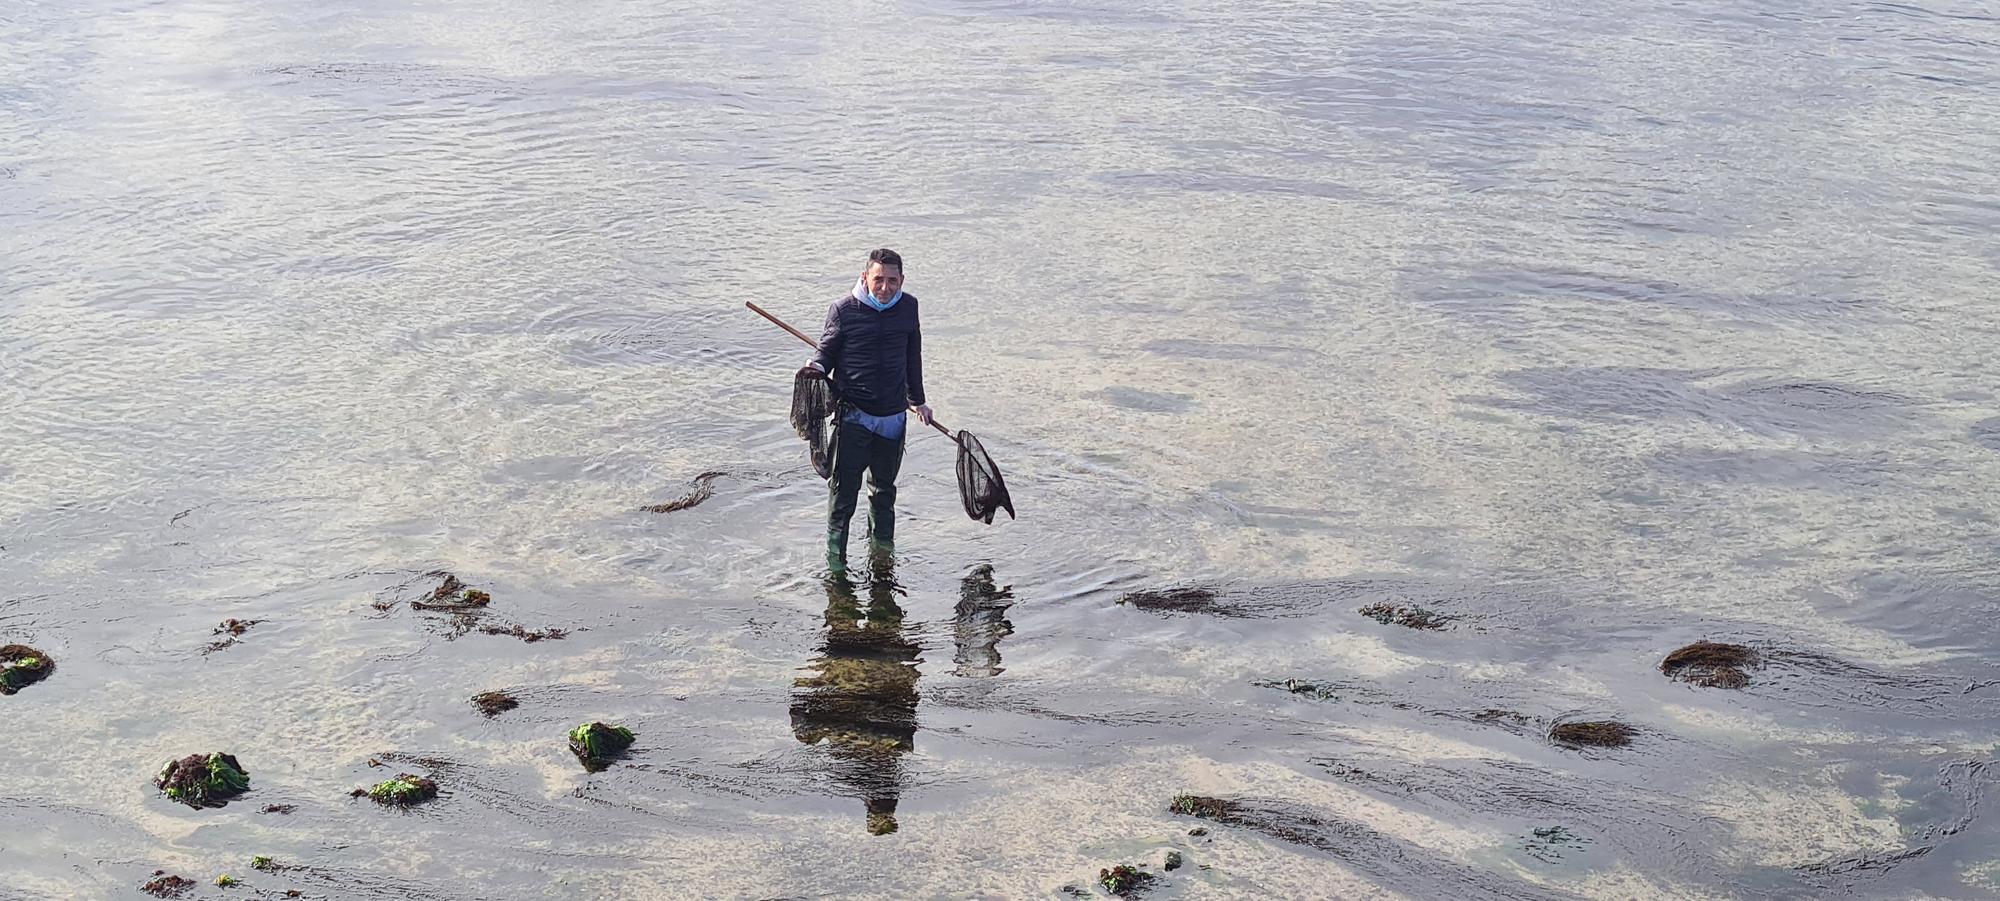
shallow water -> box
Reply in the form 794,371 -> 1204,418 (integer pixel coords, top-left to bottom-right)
4,0 -> 2000,897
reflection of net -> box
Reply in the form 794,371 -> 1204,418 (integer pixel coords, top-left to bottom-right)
791,372 -> 837,479
953,430 -> 1015,524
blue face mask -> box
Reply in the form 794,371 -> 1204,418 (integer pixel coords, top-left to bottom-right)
854,276 -> 902,311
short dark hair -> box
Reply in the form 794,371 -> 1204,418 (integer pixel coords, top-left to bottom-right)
866,248 -> 903,273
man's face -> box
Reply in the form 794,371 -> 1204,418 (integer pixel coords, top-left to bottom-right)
865,262 -> 904,300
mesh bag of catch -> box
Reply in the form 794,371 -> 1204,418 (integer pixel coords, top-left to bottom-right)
791,370 -> 838,479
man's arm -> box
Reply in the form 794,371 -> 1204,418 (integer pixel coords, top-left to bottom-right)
907,307 -> 930,424
808,301 -> 843,375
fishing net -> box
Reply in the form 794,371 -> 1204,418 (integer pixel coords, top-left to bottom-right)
953,430 -> 1015,524
792,371 -> 837,479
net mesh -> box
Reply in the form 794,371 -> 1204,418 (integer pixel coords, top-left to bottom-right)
953,430 -> 1015,524
791,372 -> 837,479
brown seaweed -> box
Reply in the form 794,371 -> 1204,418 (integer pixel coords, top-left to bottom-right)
1661,641 -> 1760,688
640,471 -> 723,513
141,872 -> 196,898
1547,720 -> 1636,748
472,690 -> 519,716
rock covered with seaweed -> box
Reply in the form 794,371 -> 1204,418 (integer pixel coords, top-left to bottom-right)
0,644 -> 54,695
568,721 -> 635,771
357,773 -> 439,806
154,753 -> 250,808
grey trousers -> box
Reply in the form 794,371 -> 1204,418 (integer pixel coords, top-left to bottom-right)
826,416 -> 905,563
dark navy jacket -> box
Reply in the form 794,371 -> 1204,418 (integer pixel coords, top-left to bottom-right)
811,293 -> 925,417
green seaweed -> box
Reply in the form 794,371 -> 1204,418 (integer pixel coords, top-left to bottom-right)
214,874 -> 239,887
0,644 -> 54,695
250,855 -> 274,871
1099,864 -> 1153,896
568,721 -> 636,769
155,753 -> 250,808
365,773 -> 439,806
1170,794 -> 1231,818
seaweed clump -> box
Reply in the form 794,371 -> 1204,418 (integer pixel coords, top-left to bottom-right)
1118,588 -> 1222,615
472,690 -> 519,717
411,572 -> 492,612
1099,864 -> 1154,897
1168,795 -> 1330,848
205,619 -> 264,653
568,722 -> 636,771
154,753 -> 250,808
1548,720 -> 1637,749
477,623 -> 567,642
141,872 -> 196,898
640,471 -> 722,513
1256,678 -> 1346,701
1661,641 -> 1760,688
1,644 -> 54,695
360,773 -> 438,806
1358,602 -> 1452,630
1521,825 -> 1592,863
1170,795 -> 1235,819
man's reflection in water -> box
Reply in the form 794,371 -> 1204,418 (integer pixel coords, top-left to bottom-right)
953,564 -> 1014,678
790,552 -> 921,835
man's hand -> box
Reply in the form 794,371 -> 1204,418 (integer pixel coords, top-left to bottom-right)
913,404 -> 934,427
797,364 -> 826,381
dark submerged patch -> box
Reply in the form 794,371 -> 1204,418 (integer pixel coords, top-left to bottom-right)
1971,416 -> 2000,452
1358,602 -> 1453,630
640,471 -> 723,513
477,623 -> 568,642
1120,587 -> 1214,611
1661,641 -> 1761,688
1169,794 -> 1578,900
1521,825 -> 1592,863
472,690 -> 519,717
0,644 -> 54,694
1118,587 -> 1246,617
1547,720 -> 1636,748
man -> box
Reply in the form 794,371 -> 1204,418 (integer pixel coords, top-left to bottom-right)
798,248 -> 933,571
